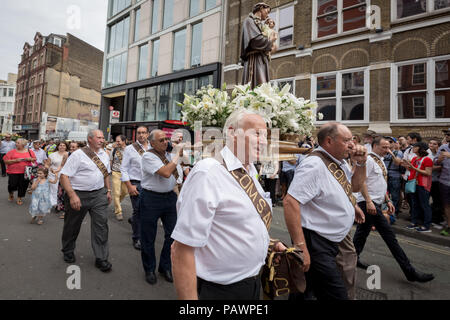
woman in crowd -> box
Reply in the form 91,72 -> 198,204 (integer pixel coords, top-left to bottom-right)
48,141 -> 68,215
110,135 -> 128,221
3,138 -> 36,205
404,142 -> 433,233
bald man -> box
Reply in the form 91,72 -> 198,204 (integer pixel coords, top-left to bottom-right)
139,129 -> 184,285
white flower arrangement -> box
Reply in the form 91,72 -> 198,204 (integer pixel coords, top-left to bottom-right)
179,82 -> 322,137
231,82 -> 322,136
179,84 -> 234,129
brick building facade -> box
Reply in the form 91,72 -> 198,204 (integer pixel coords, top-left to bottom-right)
14,32 -> 103,140
224,0 -> 450,140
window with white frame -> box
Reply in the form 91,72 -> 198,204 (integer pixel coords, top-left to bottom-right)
314,0 -> 367,39
268,4 -> 294,48
313,68 -> 368,122
270,78 -> 295,94
54,38 -> 62,47
393,0 -> 450,20
393,55 -> 450,121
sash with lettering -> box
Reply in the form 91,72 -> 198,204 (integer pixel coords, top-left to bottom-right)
369,153 -> 388,182
309,151 -> 357,207
132,142 -> 146,156
221,160 -> 305,299
81,146 -> 109,179
147,149 -> 179,181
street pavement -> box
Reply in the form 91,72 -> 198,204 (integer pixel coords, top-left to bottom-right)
0,175 -> 449,300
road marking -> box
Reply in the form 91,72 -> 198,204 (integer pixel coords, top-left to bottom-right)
367,229 -> 450,256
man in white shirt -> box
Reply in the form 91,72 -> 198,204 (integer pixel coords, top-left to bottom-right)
283,122 -> 368,300
139,129 -> 184,285
171,109 -> 286,300
0,134 -> 16,176
353,137 -> 434,283
59,129 -> 113,272
120,126 -> 151,250
30,140 -> 48,166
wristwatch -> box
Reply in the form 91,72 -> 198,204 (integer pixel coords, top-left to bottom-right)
355,161 -> 366,167
107,189 -> 112,193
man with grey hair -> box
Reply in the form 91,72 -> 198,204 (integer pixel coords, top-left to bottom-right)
139,129 -> 184,285
171,109 -> 286,300
60,129 -> 113,272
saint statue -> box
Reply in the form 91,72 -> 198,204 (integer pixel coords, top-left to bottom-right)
240,2 -> 278,88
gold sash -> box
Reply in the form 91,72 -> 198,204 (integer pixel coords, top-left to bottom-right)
147,149 -> 179,181
81,147 -> 109,179
369,153 -> 388,182
223,164 -> 272,231
309,151 -> 356,207
132,142 -> 145,156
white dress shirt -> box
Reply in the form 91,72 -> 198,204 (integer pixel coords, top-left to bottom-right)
288,146 -> 355,243
120,141 -> 150,182
141,151 -> 180,192
30,148 -> 47,165
355,152 -> 387,205
172,146 -> 271,285
60,147 -> 111,191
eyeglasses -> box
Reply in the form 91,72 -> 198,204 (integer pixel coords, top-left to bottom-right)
156,138 -> 170,143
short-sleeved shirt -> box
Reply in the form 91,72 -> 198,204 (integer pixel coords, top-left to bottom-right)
140,151 -> 178,192
3,149 -> 36,174
60,147 -> 111,191
288,147 -> 355,243
435,144 -> 450,187
409,156 -> 433,192
356,153 -> 387,205
172,146 -> 270,285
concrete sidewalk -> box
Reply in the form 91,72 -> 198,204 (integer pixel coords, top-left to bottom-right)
271,205 -> 450,248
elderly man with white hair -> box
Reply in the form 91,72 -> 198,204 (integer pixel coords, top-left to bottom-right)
171,109 -> 286,300
59,129 -> 113,272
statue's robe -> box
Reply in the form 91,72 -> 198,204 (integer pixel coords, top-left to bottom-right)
240,14 -> 273,89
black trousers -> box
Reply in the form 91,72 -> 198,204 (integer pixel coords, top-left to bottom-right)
0,153 -> 6,175
197,275 -> 261,300
302,228 -> 348,300
430,181 -> 444,223
263,178 -> 277,204
8,173 -> 29,198
353,201 -> 415,277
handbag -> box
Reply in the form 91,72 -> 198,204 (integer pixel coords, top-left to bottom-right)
24,150 -> 38,180
261,241 -> 306,299
405,179 -> 417,194
404,157 -> 426,194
